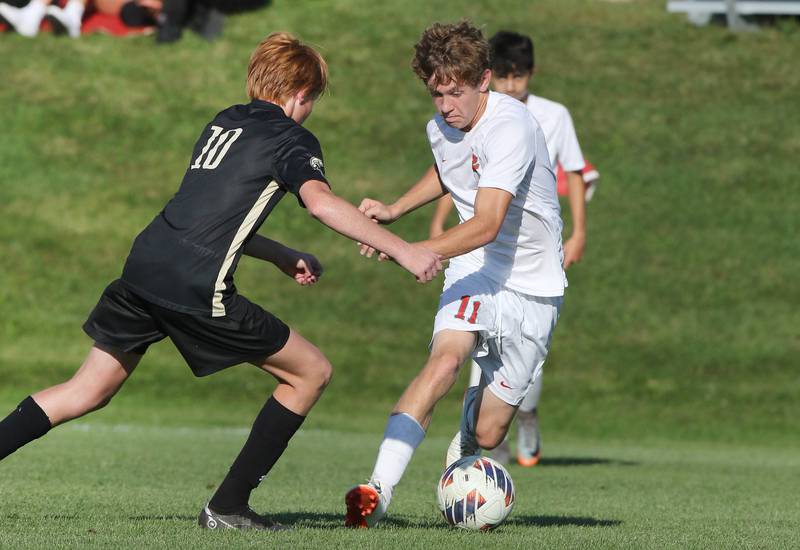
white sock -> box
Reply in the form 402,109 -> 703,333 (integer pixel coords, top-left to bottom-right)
519,370 -> 544,413
370,412 -> 425,502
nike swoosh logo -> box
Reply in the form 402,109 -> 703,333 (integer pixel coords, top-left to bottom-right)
499,381 -> 512,390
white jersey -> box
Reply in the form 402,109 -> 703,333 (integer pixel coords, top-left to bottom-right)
525,94 -> 585,172
427,91 -> 566,297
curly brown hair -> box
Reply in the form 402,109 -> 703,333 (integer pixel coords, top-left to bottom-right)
411,20 -> 490,91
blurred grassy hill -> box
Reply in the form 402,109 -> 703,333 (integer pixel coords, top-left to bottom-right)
1,0 -> 798,445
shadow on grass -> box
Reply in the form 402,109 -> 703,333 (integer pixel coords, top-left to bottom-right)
506,515 -> 622,528
128,511 -> 622,530
535,457 -> 639,467
130,512 -> 347,529
129,514 -> 198,522
381,515 -> 621,530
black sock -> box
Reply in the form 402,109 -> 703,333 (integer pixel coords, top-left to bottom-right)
209,396 -> 305,513
0,396 -> 52,461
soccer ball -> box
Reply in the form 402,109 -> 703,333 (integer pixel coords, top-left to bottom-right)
436,455 -> 515,531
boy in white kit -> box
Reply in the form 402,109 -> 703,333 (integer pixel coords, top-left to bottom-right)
344,20 -> 565,528
431,29 -> 596,467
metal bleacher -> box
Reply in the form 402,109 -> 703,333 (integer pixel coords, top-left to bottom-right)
667,0 -> 800,28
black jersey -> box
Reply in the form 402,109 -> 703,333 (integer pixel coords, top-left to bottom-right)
120,99 -> 328,317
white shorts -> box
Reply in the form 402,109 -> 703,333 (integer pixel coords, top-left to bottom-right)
432,269 -> 562,406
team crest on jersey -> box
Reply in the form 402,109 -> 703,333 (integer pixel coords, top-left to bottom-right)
310,156 -> 324,174
471,153 -> 480,173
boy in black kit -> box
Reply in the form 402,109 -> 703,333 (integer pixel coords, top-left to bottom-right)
0,32 -> 442,531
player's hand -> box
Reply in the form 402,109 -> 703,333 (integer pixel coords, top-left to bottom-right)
357,198 -> 396,258
563,234 -> 585,269
396,243 -> 443,283
282,252 -> 323,286
356,239 -> 391,262
358,198 -> 395,224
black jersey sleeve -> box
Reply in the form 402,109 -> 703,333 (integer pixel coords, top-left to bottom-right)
274,129 -> 330,206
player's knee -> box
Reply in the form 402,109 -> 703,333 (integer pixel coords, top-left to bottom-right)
304,352 -> 333,394
90,394 -> 114,412
426,352 -> 461,383
475,424 -> 506,450
317,357 -> 333,389
72,389 -> 113,415
66,379 -> 117,414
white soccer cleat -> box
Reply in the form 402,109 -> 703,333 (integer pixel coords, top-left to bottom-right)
445,429 -> 480,467
0,0 -> 46,37
489,438 -> 511,466
344,480 -> 389,528
45,0 -> 83,38
516,409 -> 541,467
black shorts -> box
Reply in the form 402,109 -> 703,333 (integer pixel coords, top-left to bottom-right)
83,280 -> 290,377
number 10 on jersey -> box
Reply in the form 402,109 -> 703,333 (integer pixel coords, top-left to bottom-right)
191,125 -> 243,170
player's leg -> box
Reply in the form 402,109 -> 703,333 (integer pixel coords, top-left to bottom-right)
451,291 -> 560,468
345,329 -> 476,528
501,293 -> 559,466
392,329 -> 476,428
472,386 -> 517,451
32,343 -> 141,425
516,373 -> 543,466
466,360 -> 511,465
256,329 -> 332,415
445,370 -> 482,466
204,329 -> 331,528
445,372 -> 516,464
0,343 -> 140,461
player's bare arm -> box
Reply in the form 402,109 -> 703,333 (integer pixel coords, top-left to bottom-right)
420,186 -> 513,260
358,164 -> 446,258
299,179 -> 442,283
428,195 -> 454,239
563,170 -> 586,269
243,234 -> 323,286
359,164 -> 446,224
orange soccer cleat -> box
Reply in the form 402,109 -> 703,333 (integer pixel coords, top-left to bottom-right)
344,481 -> 388,528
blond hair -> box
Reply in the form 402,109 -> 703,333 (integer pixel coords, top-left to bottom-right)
411,20 -> 490,90
247,32 -> 328,102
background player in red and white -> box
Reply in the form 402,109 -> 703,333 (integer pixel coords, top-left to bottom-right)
430,29 -> 599,467
345,20 -> 564,528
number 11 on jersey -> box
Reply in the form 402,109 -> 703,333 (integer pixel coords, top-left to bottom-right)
454,295 -> 481,324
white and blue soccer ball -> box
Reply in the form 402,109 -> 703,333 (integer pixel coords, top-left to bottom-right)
436,455 -> 515,531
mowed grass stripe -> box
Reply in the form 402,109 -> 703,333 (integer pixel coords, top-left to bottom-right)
1,424 -> 797,549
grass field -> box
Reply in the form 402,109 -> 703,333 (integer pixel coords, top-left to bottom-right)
1,0 -> 799,547
2,423 -> 798,549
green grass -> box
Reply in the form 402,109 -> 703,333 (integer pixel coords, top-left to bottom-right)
1,0 -> 799,443
1,0 -> 799,547
1,423 -> 798,549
